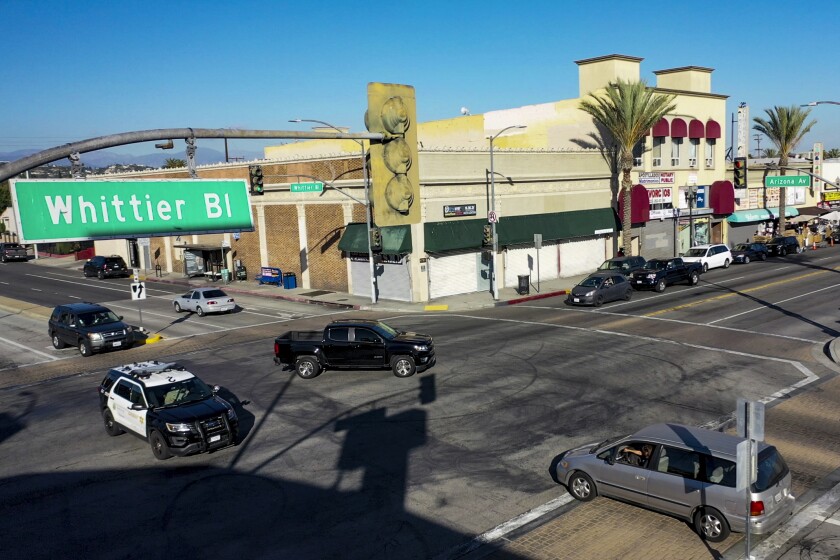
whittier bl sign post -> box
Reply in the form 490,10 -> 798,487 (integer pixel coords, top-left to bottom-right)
10,179 -> 254,243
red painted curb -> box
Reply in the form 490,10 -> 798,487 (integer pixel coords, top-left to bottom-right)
503,290 -> 569,306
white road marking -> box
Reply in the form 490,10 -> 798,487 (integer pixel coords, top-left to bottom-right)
0,335 -> 58,361
26,273 -> 172,295
708,282 -> 840,324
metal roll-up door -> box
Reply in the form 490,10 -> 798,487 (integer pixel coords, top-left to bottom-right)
429,251 -> 477,299
559,238 -> 606,276
504,243 -> 560,287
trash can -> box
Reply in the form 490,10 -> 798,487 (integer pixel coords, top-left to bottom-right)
221,268 -> 230,283
283,272 -> 297,289
517,274 -> 530,295
235,265 -> 247,281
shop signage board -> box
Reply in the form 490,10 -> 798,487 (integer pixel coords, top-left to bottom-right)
765,176 -> 811,188
443,204 -> 477,218
647,186 -> 674,219
10,179 -> 254,243
638,172 -> 675,184
290,182 -> 324,193
824,191 -> 840,202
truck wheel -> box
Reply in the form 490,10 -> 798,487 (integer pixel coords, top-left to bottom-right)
688,271 -> 699,285
655,279 -> 666,293
150,430 -> 173,460
103,410 -> 124,436
98,270 -> 105,280
51,332 -> 66,349
295,356 -> 321,379
391,355 -> 417,378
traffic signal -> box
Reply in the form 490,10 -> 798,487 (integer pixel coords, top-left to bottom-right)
249,165 -> 264,195
482,224 -> 493,246
733,157 -> 747,188
365,82 -> 420,226
369,226 -> 382,251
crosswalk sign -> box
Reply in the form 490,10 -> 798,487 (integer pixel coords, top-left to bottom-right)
130,282 -> 147,300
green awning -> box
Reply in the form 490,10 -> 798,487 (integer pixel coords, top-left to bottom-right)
727,207 -> 800,223
424,208 -> 617,252
338,223 -> 412,254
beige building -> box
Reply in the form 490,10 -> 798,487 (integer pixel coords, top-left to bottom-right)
96,54 -> 736,302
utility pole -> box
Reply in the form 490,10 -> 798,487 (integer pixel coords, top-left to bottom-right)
752,134 -> 762,158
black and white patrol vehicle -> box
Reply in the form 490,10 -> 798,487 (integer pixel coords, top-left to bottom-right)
98,361 -> 239,460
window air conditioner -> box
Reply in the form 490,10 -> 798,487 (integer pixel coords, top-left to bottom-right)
705,158 -> 713,167
671,158 -> 680,166
633,157 -> 642,167
689,158 -> 697,168
652,157 -> 661,167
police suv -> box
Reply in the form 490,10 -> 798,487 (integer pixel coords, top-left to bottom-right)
99,361 -> 239,460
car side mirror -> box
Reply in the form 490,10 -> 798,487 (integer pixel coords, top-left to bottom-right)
212,385 -> 220,394
118,316 -> 123,320
606,455 -> 615,465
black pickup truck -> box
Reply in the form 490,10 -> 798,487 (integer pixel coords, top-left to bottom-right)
274,319 -> 436,379
630,257 -> 702,293
0,242 -> 28,262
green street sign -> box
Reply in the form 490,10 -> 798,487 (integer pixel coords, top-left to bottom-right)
764,175 -> 811,188
290,182 -> 324,193
10,179 -> 254,243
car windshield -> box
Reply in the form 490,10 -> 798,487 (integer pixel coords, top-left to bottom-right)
592,434 -> 628,453
578,277 -> 603,288
734,244 -> 750,251
597,260 -> 622,271
78,310 -> 121,327
202,289 -> 228,298
645,260 -> 667,270
685,248 -> 707,257
146,377 -> 214,408
372,321 -> 399,340
4,243 -> 21,249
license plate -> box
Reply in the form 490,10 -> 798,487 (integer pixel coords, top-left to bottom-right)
112,341 -> 122,347
775,491 -> 782,503
573,297 -> 580,302
636,280 -> 642,284
209,435 -> 221,443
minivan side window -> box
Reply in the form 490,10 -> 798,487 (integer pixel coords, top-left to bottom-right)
657,446 -> 702,480
703,455 -> 736,487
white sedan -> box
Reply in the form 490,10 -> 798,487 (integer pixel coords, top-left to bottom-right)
173,288 -> 236,316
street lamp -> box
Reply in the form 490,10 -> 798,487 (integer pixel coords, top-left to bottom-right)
687,185 -> 698,247
488,125 -> 526,300
289,118 -> 377,304
801,101 -> 840,107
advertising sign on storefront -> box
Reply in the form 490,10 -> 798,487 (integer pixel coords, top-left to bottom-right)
638,172 -> 675,184
647,186 -> 674,219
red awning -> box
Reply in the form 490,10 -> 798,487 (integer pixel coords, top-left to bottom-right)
618,184 -> 651,223
705,120 -> 721,139
670,118 -> 687,138
688,119 -> 705,139
710,180 -> 735,215
651,118 -> 669,137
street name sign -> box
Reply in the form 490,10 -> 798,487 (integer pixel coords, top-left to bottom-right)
765,176 -> 811,188
10,179 -> 254,243
290,182 -> 324,193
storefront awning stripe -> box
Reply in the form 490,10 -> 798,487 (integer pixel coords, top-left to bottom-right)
727,207 -> 800,223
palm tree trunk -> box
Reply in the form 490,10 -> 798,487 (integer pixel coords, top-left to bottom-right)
778,156 -> 787,235
622,166 -> 632,255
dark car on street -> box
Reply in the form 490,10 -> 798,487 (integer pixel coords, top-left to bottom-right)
631,258 -> 702,292
0,242 -> 29,262
83,255 -> 131,279
597,256 -> 647,278
765,236 -> 802,257
565,272 -> 632,307
731,242 -> 769,263
49,302 -> 134,357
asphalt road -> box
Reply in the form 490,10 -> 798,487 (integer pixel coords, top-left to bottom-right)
1,249 -> 839,559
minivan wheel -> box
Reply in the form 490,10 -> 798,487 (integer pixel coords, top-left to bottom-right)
703,263 -> 709,273
694,507 -> 730,542
723,258 -> 730,269
568,472 -> 596,502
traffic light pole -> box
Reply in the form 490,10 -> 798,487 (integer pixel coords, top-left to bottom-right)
361,143 -> 377,304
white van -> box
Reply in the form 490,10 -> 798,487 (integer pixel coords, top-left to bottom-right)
682,244 -> 732,272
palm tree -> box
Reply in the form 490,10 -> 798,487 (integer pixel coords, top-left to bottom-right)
825,148 -> 840,159
753,106 -> 816,234
163,158 -> 187,169
580,79 -> 676,255
762,147 -> 780,159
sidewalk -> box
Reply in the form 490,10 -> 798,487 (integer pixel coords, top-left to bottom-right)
29,255 -> 840,559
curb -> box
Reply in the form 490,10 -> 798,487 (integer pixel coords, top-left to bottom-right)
500,289 -> 568,306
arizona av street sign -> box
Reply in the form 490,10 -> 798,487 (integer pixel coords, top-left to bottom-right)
11,179 -> 254,243
765,175 -> 811,188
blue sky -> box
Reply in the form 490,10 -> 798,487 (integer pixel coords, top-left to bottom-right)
2,0 -> 840,159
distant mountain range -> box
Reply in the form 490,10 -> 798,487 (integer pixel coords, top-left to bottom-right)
0,146 -> 266,168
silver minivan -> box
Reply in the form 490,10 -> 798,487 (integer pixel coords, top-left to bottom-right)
552,423 -> 795,542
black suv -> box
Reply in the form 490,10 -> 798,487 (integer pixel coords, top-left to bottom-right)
765,236 -> 802,257
49,302 -> 134,357
98,361 -> 239,460
596,256 -> 647,277
83,255 -> 130,279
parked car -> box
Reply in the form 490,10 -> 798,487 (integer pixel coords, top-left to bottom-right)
630,257 -> 702,292
565,272 -> 633,307
98,361 -> 238,460
173,288 -> 237,316
82,255 -> 131,279
0,242 -> 28,262
274,319 -> 436,379
596,256 -> 647,278
48,302 -> 134,357
731,242 -> 769,263
681,244 -> 732,272
765,236 -> 803,257
551,423 -> 795,543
